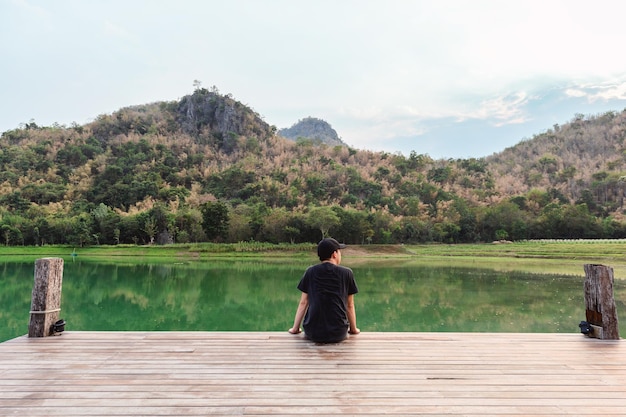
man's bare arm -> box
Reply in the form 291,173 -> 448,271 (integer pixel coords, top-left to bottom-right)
347,294 -> 360,334
288,293 -> 309,334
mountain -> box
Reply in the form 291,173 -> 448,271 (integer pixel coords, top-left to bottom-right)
279,117 -> 345,146
89,86 -> 276,153
1,89 -> 626,246
486,111 -> 626,221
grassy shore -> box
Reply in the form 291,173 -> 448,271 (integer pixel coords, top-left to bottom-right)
355,240 -> 626,277
1,240 -> 625,278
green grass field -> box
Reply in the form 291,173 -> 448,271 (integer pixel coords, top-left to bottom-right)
1,240 -> 625,278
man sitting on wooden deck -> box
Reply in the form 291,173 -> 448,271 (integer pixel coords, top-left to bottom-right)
288,238 -> 360,343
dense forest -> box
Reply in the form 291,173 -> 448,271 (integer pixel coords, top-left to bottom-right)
2,86 -> 626,246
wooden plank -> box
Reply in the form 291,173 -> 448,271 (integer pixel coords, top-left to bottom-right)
0,331 -> 624,416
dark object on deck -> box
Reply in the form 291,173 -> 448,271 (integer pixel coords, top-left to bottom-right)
583,264 -> 620,340
578,321 -> 592,335
52,319 -> 66,334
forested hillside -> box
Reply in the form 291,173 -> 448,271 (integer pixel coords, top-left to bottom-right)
2,87 -> 626,246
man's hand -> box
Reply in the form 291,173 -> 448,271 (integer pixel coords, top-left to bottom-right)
288,327 -> 301,334
349,327 -> 360,335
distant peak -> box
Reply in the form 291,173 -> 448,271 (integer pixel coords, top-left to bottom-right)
279,117 -> 345,146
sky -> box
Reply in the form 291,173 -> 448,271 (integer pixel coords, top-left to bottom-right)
3,0 -> 626,159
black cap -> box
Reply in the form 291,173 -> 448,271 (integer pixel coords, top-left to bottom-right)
317,238 -> 347,260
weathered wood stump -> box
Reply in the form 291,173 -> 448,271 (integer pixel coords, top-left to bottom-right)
583,264 -> 620,340
28,258 -> 64,337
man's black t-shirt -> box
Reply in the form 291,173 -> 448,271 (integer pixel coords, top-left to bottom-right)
297,262 -> 358,343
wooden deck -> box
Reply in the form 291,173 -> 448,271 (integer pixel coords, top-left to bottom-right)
0,331 -> 624,416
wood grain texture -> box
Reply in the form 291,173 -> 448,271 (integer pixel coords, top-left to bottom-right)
28,257 -> 64,337
584,263 -> 620,339
1,331 -> 624,416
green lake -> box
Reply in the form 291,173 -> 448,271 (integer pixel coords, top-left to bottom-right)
2,258 -> 625,342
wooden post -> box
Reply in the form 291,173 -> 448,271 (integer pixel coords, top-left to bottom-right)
583,264 -> 620,340
28,258 -> 64,337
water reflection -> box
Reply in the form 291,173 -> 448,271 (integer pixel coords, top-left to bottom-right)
1,259 -> 624,342
356,265 -> 594,333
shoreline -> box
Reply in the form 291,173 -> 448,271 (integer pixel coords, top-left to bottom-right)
1,241 -> 625,277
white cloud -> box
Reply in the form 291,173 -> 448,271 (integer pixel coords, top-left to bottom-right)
588,82 -> 626,102
565,89 -> 587,99
564,80 -> 626,103
469,93 -> 531,126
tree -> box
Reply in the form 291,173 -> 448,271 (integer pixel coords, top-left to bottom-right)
481,201 -> 527,241
118,215 -> 142,244
91,203 -> 120,245
331,206 -> 371,244
67,213 -> 93,247
1,224 -> 21,245
560,203 -> 602,239
226,204 -> 254,242
201,201 -> 230,242
305,206 -> 340,241
143,217 -> 157,244
147,203 -> 173,236
173,207 -> 205,243
258,207 -> 292,243
535,203 -> 563,239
